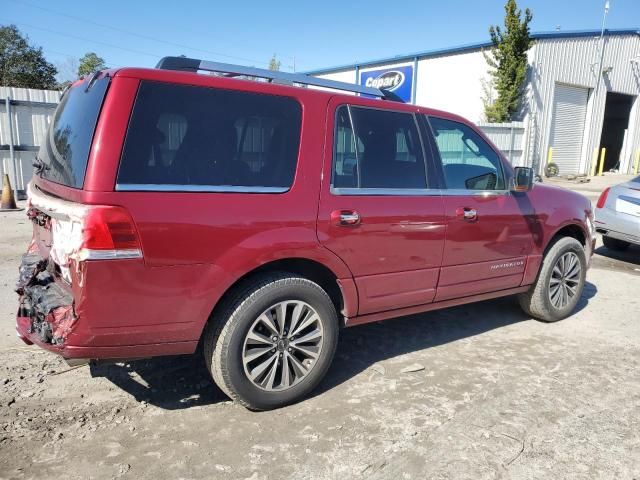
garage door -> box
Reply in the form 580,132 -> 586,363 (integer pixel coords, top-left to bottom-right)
549,84 -> 589,175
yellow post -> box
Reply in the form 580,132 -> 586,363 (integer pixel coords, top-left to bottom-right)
635,150 -> 640,175
547,147 -> 553,165
598,148 -> 606,176
590,149 -> 599,177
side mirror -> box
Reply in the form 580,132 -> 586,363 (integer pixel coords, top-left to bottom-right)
511,167 -> 534,192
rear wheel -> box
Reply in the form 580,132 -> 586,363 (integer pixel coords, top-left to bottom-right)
203,273 -> 338,410
602,235 -> 630,252
519,236 -> 586,322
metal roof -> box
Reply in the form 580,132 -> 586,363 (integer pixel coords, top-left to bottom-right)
305,28 -> 640,75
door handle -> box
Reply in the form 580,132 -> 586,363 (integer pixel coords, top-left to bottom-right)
331,210 -> 361,226
456,207 -> 478,222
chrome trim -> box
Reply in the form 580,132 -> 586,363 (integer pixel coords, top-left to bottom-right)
115,184 -> 289,193
78,248 -> 143,260
441,189 -> 511,197
331,187 -> 440,196
330,187 -> 511,197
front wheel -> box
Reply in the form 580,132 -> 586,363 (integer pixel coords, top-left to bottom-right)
519,237 -> 587,322
203,273 -> 339,410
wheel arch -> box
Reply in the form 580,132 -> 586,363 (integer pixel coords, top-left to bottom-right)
545,221 -> 587,252
199,256 -> 354,346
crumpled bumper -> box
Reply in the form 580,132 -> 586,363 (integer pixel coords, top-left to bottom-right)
15,252 -> 77,352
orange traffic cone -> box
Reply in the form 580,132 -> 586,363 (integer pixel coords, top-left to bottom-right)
1,174 -> 18,210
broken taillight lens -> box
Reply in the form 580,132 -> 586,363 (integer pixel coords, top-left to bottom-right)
596,188 -> 610,209
80,206 -> 142,259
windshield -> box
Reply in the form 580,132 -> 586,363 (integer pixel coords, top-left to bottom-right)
37,76 -> 110,188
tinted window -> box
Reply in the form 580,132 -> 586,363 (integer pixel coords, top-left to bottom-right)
38,76 -> 109,188
117,81 -> 302,189
332,106 -> 427,190
428,116 -> 505,190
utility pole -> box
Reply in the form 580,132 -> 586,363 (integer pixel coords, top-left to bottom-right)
588,0 -> 610,175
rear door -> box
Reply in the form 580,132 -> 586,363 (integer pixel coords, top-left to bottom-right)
427,115 -> 535,301
317,100 -> 446,315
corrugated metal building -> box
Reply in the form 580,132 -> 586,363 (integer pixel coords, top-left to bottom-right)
308,29 -> 640,176
0,86 -> 61,194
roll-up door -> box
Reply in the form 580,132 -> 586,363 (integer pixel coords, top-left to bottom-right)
549,84 -> 589,175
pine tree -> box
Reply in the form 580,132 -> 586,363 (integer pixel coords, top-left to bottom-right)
268,54 -> 281,71
78,52 -> 106,78
483,0 -> 533,122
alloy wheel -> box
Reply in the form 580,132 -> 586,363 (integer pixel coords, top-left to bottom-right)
548,251 -> 581,309
242,300 -> 324,391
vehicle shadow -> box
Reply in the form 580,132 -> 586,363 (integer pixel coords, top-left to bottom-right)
593,244 -> 640,266
92,282 -> 597,410
314,280 -> 597,397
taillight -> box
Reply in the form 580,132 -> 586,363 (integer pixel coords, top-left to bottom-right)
596,187 -> 610,209
79,206 -> 142,260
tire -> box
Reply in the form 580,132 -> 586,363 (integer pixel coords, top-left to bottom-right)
602,235 -> 630,252
518,236 -> 587,322
544,162 -> 559,178
203,273 -> 339,410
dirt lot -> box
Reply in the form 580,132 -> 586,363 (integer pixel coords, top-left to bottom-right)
1,204 -> 639,480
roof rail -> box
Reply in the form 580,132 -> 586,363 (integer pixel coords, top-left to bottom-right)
155,56 -> 403,102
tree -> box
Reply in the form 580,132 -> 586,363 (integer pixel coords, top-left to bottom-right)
78,52 -> 106,78
268,54 -> 281,71
0,25 -> 57,89
483,0 -> 533,122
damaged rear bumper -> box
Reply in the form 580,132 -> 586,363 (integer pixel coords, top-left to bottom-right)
16,252 -> 77,349
15,252 -> 198,360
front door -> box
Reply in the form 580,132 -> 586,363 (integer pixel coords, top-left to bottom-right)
427,116 -> 535,301
317,101 -> 446,316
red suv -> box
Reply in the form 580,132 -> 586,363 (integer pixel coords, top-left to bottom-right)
16,57 -> 595,410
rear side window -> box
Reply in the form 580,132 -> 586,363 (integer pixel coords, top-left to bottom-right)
428,116 -> 505,191
38,76 -> 110,188
117,81 -> 302,191
332,106 -> 427,190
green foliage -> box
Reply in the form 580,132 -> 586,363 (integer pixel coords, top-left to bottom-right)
268,54 -> 281,71
483,0 -> 533,122
78,52 -> 106,78
0,25 -> 57,89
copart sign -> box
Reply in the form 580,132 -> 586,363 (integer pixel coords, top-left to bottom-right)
360,65 -> 413,102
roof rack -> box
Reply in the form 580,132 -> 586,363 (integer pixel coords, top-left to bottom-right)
155,56 -> 404,102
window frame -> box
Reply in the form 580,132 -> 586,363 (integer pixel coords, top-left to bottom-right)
425,115 -> 510,196
115,80 -> 303,194
329,104 -> 439,196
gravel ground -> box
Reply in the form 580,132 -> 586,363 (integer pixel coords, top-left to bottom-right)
1,204 -> 639,480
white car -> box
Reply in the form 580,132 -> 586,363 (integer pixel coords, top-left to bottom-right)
594,175 -> 640,251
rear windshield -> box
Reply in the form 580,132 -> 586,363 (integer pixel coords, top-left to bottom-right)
38,76 -> 109,188
116,81 -> 302,191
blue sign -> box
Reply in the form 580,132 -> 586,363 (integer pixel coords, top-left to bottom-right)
359,65 -> 414,103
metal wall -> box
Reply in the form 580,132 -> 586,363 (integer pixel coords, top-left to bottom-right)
528,33 -> 640,175
313,31 -> 640,176
476,122 -> 526,166
0,86 -> 60,194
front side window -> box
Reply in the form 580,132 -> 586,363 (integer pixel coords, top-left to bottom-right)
332,106 -> 427,190
428,116 -> 505,191
117,81 -> 302,190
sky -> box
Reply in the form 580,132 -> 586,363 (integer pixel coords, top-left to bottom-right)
3,0 -> 640,80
